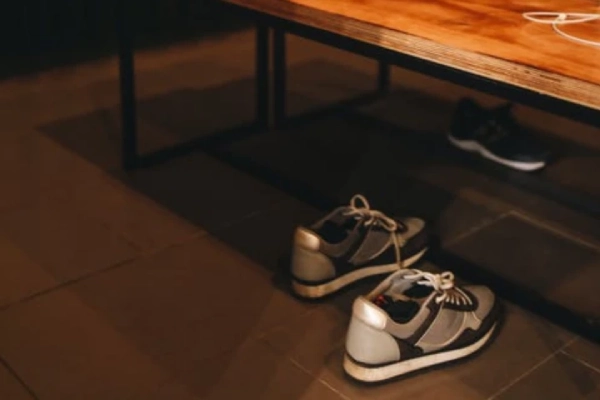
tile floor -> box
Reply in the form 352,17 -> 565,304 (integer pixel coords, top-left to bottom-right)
0,28 -> 599,399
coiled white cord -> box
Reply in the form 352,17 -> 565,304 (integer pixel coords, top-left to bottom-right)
522,12 -> 600,47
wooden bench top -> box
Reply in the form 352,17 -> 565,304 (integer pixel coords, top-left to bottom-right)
223,0 -> 600,112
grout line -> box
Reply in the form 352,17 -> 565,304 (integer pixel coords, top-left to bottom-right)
560,349 -> 600,376
444,210 -> 511,247
0,355 -> 40,400
0,226 -> 220,314
486,352 -> 555,400
288,357 -> 352,400
0,256 -> 136,312
509,210 -> 600,253
487,336 -> 578,400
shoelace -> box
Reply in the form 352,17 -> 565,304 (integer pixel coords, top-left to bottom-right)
343,194 -> 405,268
403,269 -> 472,306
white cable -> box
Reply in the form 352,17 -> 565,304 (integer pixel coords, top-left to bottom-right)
522,11 -> 600,47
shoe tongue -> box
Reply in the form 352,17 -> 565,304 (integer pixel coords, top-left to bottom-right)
374,295 -> 420,324
315,208 -> 361,243
387,274 -> 438,306
375,277 -> 437,323
404,284 -> 434,299
329,208 -> 361,229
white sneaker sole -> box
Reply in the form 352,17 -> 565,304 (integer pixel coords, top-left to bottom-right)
447,134 -> 546,172
343,322 -> 497,382
292,248 -> 428,299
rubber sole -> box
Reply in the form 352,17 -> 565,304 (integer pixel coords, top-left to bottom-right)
291,247 -> 428,299
343,321 -> 498,382
447,134 -> 546,172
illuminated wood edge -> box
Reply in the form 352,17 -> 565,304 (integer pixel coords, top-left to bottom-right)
224,0 -> 600,112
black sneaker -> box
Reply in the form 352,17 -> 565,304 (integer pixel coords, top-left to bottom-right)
290,195 -> 429,299
448,98 -> 551,171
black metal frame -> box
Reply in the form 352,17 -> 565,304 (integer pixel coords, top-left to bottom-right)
116,2 -> 600,342
116,0 -> 270,169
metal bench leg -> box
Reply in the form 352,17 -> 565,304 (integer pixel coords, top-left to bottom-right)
256,23 -> 270,130
378,61 -> 391,92
117,0 -> 138,170
273,28 -> 287,129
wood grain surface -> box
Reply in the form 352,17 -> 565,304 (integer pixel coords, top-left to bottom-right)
223,0 -> 600,112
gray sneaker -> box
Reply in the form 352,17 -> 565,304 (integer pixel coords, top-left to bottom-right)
291,195 -> 429,299
344,269 -> 501,382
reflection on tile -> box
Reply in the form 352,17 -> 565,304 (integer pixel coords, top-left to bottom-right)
450,214 -> 600,318
0,290 -> 177,400
564,339 -> 600,373
0,193 -> 136,282
0,363 -> 33,400
263,303 -> 573,400
494,352 -> 600,400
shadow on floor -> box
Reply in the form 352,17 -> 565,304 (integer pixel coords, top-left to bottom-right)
39,58 -> 600,321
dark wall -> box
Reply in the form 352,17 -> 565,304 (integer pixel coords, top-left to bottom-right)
0,0 -> 250,78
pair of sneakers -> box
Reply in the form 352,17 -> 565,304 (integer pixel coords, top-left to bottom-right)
290,195 -> 501,382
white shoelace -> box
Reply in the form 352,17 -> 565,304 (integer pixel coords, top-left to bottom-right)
523,12 -> 600,47
403,269 -> 472,306
343,194 -> 404,268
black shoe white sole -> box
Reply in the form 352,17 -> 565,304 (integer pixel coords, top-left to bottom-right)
447,134 -> 546,172
291,248 -> 428,299
343,321 -> 497,382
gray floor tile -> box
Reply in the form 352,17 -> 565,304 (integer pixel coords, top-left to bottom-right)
0,234 -> 57,309
0,191 -> 136,282
262,301 -> 573,400
0,290 -> 177,400
492,352 -> 600,400
2,26 -> 598,400
123,152 -> 291,232
563,338 -> 600,373
213,197 -> 322,272
0,133 -> 103,211
61,235 -> 315,390
57,177 -> 201,254
449,213 -> 600,318
545,156 -> 600,198
201,340 -> 347,400
0,363 -> 34,400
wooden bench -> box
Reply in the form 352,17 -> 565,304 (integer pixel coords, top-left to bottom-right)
226,0 -> 599,121
116,0 -> 600,340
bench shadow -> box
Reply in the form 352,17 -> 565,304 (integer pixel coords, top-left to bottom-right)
39,56 -> 600,306
38,57 -> 600,396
